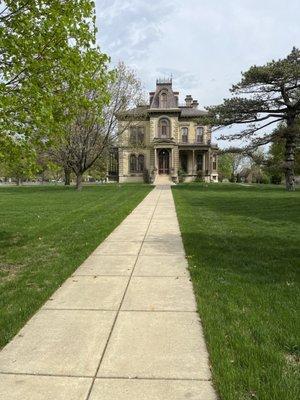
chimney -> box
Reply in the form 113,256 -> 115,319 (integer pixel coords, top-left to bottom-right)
192,100 -> 199,109
185,95 -> 193,107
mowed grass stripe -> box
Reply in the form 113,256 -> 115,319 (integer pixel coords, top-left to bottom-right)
0,184 -> 152,348
172,183 -> 300,400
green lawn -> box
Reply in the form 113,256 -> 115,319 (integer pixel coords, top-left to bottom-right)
172,184 -> 300,400
0,184 -> 151,349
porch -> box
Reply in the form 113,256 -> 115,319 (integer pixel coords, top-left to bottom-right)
179,149 -> 208,180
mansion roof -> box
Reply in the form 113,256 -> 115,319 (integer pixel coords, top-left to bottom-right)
117,78 -> 209,120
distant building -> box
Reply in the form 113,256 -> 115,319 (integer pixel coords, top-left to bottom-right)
115,78 -> 218,183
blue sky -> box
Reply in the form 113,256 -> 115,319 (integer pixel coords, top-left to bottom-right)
96,0 -> 299,105
95,0 -> 300,145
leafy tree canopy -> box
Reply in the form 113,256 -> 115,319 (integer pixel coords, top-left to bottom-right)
0,0 -> 110,158
208,48 -> 300,190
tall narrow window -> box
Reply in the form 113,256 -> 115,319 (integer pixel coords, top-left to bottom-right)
137,154 -> 145,172
137,128 -> 144,145
196,127 -> 204,143
180,153 -> 188,173
212,154 -> 217,170
181,127 -> 188,143
158,118 -> 170,138
129,154 -> 137,173
160,92 -> 167,108
196,154 -> 203,172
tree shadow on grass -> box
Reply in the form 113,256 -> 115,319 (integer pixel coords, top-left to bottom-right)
180,230 -> 299,285
174,184 -> 300,225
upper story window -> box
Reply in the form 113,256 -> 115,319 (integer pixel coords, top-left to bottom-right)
160,92 -> 167,108
196,127 -> 204,143
130,127 -> 144,145
158,118 -> 170,138
181,127 -> 188,143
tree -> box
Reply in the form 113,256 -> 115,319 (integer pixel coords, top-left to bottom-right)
218,154 -> 234,181
208,48 -> 300,191
1,140 -> 38,185
0,0 -> 101,161
266,126 -> 300,184
50,62 -> 143,190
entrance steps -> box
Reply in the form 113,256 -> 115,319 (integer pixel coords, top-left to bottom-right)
153,174 -> 175,186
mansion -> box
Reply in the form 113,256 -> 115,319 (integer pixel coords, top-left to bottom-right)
114,79 -> 218,183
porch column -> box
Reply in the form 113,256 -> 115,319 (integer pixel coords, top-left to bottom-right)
154,148 -> 157,170
171,148 -> 173,171
202,152 -> 206,173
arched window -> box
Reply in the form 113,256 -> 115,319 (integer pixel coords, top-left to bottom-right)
158,118 -> 170,138
196,127 -> 204,143
129,154 -> 145,173
129,154 -> 137,173
160,92 -> 167,108
181,127 -> 188,143
137,154 -> 145,172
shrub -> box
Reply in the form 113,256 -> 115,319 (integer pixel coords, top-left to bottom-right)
195,170 -> 204,182
270,174 -> 282,184
178,169 -> 185,183
143,169 -> 151,183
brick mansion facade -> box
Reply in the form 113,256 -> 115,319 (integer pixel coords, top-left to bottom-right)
112,79 -> 218,183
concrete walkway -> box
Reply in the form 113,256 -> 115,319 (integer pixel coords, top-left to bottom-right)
0,186 -> 217,400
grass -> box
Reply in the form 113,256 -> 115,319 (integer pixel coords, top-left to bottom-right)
0,184 -> 151,349
172,183 -> 300,400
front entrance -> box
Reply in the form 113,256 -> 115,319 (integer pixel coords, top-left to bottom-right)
158,148 -> 170,174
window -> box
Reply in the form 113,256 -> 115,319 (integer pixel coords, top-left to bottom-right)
181,127 -> 188,143
130,127 -> 144,145
129,154 -> 145,173
196,127 -> 204,143
158,118 -> 170,138
160,92 -> 167,108
212,154 -> 217,170
196,154 -> 203,172
130,154 -> 137,173
108,149 -> 118,176
180,153 -> 188,173
137,154 -> 145,172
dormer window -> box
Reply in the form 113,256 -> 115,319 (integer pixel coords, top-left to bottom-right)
196,127 -> 204,143
160,92 -> 167,108
158,118 -> 170,138
181,127 -> 188,143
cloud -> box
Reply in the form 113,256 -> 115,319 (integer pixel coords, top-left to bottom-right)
96,0 -> 178,62
95,0 -> 300,145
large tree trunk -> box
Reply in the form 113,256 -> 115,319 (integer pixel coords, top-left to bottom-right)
76,173 -> 83,191
64,168 -> 71,186
284,126 -> 296,191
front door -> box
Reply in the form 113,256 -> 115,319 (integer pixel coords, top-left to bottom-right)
158,149 -> 170,174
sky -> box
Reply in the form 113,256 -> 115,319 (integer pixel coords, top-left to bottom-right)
95,0 -> 300,145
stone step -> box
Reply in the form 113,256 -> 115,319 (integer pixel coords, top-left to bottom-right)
153,174 -> 175,186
